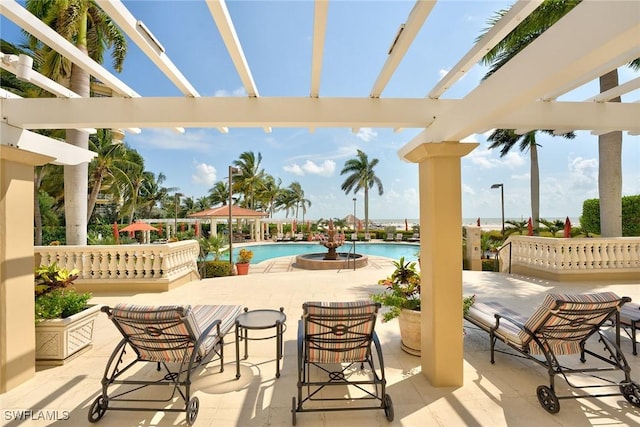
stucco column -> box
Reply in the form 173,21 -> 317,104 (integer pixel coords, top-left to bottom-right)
0,145 -> 54,392
405,141 -> 478,387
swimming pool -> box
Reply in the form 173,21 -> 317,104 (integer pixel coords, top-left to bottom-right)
217,242 -> 420,264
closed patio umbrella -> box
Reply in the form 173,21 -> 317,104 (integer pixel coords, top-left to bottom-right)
564,217 -> 572,238
527,217 -> 533,236
112,222 -> 120,244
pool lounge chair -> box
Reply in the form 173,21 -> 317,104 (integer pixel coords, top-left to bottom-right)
619,301 -> 640,355
407,233 -> 420,242
292,301 -> 393,425
465,292 -> 640,414
384,233 -> 394,241
88,303 -> 242,426
395,233 -> 403,241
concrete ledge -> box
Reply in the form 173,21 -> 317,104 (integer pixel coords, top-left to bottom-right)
512,265 -> 640,282
74,271 -> 200,294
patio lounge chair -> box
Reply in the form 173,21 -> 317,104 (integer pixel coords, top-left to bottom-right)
465,292 -> 640,414
88,303 -> 242,426
384,233 -> 394,241
395,233 -> 403,241
292,301 -> 393,425
619,301 -> 640,355
407,233 -> 420,242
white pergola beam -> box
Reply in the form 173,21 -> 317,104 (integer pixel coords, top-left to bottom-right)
0,0 -> 139,98
3,96 -> 639,134
370,1 -> 435,98
1,97 -> 451,129
541,47 -> 640,101
205,0 -> 259,98
589,76 -> 640,102
98,0 -> 200,97
310,0 -> 329,98
399,0 -> 640,158
0,123 -> 96,165
428,0 -> 543,99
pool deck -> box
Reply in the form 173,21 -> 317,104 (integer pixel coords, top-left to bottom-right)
2,261 -> 640,427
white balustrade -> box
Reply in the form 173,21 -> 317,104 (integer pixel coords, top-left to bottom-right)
35,240 -> 199,285
501,236 -> 640,277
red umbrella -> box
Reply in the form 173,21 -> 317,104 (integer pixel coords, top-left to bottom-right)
527,217 -> 533,236
194,221 -> 200,236
477,217 -> 481,227
112,222 -> 120,244
157,224 -> 163,235
405,218 -> 409,231
120,222 -> 158,233
563,216 -> 572,238
292,220 -> 297,233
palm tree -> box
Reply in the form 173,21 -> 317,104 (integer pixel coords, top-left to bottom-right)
208,181 -> 229,206
87,130 -> 142,222
480,1 -> 639,237
25,0 -> 127,245
233,151 -> 264,209
288,182 -> 311,221
487,129 -> 574,230
340,150 -> 384,234
256,174 -> 282,218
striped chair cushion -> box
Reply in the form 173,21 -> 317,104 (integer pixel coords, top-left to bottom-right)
110,303 -> 242,362
521,292 -> 622,355
303,301 -> 379,364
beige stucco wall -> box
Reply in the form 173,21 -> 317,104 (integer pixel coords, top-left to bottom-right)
0,146 -> 53,393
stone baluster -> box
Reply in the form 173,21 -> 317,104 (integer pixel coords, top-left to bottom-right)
577,243 -> 587,270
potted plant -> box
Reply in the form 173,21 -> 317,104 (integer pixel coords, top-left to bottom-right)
34,263 -> 101,365
371,257 -> 475,356
371,257 -> 422,355
236,248 -> 254,275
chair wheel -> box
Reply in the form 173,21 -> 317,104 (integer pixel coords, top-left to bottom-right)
186,397 -> 199,426
383,393 -> 394,421
536,385 -> 560,414
620,381 -> 640,407
291,396 -> 297,426
88,396 -> 107,423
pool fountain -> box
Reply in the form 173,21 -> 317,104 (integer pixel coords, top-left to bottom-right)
295,220 -> 368,270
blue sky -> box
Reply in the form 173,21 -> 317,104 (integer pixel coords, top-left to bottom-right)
2,1 -> 639,222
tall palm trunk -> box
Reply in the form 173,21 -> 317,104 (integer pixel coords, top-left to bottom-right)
86,169 -> 104,222
598,70 -> 623,237
64,14 -> 90,245
530,143 -> 540,230
364,186 -> 369,234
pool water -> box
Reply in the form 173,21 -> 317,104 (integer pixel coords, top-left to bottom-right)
215,242 -> 420,264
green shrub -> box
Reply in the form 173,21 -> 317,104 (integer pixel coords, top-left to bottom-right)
200,260 -> 233,277
482,259 -> 497,272
35,289 -> 92,321
581,195 -> 640,236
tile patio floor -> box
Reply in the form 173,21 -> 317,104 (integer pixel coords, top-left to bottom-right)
2,256 -> 639,427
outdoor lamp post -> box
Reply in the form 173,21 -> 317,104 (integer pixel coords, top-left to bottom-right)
174,192 -> 183,238
490,183 -> 505,235
228,166 -> 241,268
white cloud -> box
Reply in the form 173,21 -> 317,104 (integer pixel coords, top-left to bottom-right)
462,183 -> 476,195
438,68 -> 449,79
467,145 -> 525,170
213,87 -> 246,97
568,156 -> 598,191
283,163 -> 304,176
283,160 -> 336,177
355,128 -> 377,142
191,163 -> 217,187
132,129 -> 212,152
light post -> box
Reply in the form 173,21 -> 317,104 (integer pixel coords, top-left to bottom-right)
174,192 -> 183,238
490,183 -> 504,235
352,197 -> 357,270
228,166 -> 241,269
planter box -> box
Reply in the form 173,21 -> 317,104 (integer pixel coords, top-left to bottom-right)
35,304 -> 102,366
398,308 -> 421,356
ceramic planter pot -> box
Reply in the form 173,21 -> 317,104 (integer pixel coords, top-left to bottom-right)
35,304 -> 102,365
398,308 -> 421,356
236,262 -> 250,275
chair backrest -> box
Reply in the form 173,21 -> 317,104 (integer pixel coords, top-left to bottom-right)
302,301 -> 380,364
106,304 -> 203,363
521,292 -> 628,355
